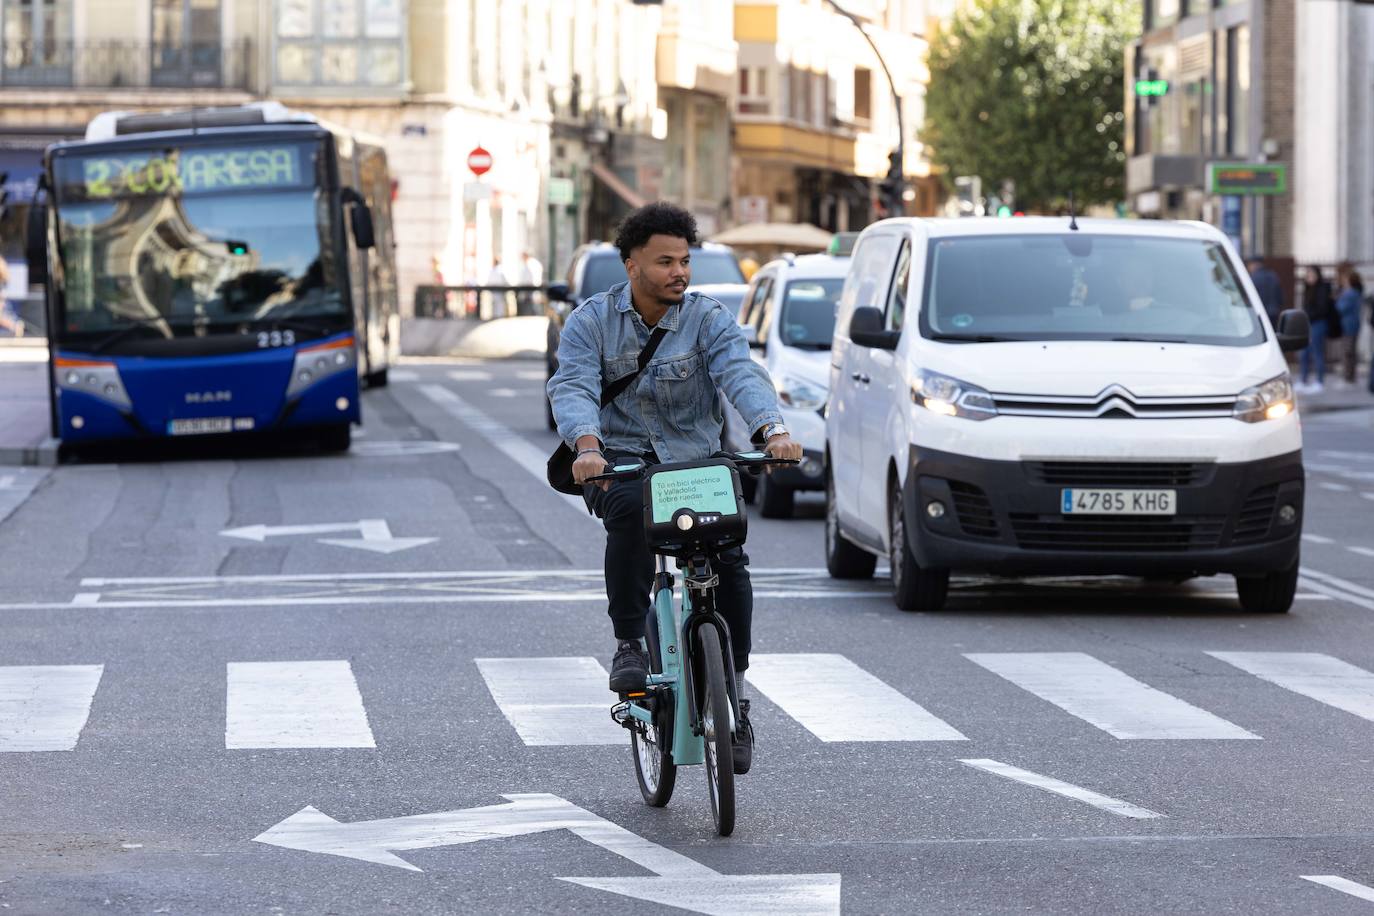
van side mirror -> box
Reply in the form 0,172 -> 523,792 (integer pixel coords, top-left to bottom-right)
849,305 -> 898,350
547,282 -> 570,302
25,198 -> 48,286
741,325 -> 764,349
1275,309 -> 1310,352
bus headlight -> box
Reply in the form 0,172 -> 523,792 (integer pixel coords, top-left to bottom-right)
910,369 -> 997,421
1234,374 -> 1294,423
285,335 -> 356,400
55,358 -> 131,410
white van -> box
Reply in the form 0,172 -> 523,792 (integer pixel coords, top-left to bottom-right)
723,253 -> 849,517
825,217 -> 1312,613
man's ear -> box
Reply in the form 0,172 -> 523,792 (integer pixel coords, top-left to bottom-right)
624,258 -> 637,281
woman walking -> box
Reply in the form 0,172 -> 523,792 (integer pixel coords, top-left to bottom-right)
1298,265 -> 1333,393
1333,263 -> 1364,385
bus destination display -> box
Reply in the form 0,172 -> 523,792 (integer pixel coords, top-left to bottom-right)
61,145 -> 308,199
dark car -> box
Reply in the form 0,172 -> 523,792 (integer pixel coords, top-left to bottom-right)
543,242 -> 744,428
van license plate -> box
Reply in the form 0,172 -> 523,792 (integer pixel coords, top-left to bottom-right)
168,417 -> 233,436
1061,489 -> 1176,515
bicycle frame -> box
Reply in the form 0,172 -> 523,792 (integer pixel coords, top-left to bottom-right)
624,553 -> 740,766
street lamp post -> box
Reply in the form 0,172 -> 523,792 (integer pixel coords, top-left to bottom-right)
823,0 -> 906,217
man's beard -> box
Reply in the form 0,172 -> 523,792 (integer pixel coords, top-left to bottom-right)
657,283 -> 688,306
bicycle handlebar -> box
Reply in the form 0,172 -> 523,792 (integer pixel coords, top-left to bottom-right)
586,451 -> 799,485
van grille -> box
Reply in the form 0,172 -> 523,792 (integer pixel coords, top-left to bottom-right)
949,481 -> 999,538
1009,514 -> 1226,551
1026,461 -> 1208,487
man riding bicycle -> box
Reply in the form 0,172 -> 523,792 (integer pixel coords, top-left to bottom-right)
548,202 -> 802,775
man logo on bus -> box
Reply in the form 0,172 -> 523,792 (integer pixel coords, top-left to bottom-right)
186,390 -> 232,404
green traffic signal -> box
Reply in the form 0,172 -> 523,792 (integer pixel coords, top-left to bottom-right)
1135,79 -> 1169,97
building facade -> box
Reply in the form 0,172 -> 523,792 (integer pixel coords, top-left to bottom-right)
730,0 -> 939,236
1125,0 -> 1374,282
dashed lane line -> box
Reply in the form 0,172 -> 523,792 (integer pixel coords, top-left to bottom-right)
959,759 -> 1164,819
1299,567 -> 1374,613
1317,482 -> 1352,492
1302,534 -> 1335,545
1301,875 -> 1374,903
1349,546 -> 1374,559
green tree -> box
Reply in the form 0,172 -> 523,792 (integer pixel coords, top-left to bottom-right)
923,0 -> 1138,212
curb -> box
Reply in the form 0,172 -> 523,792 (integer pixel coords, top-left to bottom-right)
0,437 -> 59,468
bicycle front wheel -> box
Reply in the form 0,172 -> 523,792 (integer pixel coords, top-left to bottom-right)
695,624 -> 736,836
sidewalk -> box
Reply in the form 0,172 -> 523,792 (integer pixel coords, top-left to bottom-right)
1295,366 -> 1374,415
0,342 -> 58,467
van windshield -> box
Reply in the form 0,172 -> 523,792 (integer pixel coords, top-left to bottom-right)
920,234 -> 1264,346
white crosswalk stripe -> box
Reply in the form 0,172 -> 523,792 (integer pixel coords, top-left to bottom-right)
746,653 -> 967,742
1209,652 -> 1374,723
0,665 -> 104,752
225,661 -> 376,749
964,652 -> 1260,740
476,657 -> 625,745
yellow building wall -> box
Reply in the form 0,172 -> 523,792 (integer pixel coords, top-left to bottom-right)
734,122 -> 858,174
733,5 -> 777,43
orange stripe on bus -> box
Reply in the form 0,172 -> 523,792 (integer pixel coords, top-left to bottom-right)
300,335 -> 355,353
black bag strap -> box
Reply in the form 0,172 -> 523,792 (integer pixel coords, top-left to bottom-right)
600,325 -> 668,407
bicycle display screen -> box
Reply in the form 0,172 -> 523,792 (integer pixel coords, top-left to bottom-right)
648,465 -> 740,525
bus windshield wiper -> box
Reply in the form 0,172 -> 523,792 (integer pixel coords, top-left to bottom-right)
88,316 -> 175,355
260,315 -> 341,337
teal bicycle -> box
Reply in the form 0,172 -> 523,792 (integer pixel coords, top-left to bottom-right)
592,451 -> 795,836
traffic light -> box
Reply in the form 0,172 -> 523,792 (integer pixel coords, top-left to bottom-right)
879,150 -> 905,216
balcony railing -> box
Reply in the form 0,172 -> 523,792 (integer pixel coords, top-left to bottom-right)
1,39 -> 255,91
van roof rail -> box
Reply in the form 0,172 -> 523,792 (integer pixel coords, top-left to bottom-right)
86,102 -> 316,141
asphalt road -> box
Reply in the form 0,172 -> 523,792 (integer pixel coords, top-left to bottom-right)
3,359 -> 1374,915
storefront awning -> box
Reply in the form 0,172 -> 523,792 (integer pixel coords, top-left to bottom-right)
589,161 -> 647,209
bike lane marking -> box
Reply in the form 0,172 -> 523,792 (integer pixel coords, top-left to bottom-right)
959,759 -> 1164,819
964,652 -> 1259,740
746,653 -> 967,742
1208,653 -> 1374,723
253,792 -> 843,914
226,661 -> 376,749
1300,875 -> 1374,903
0,665 -> 103,752
475,657 -> 624,745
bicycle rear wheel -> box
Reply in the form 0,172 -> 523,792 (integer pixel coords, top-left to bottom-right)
695,624 -> 736,836
633,607 -> 676,806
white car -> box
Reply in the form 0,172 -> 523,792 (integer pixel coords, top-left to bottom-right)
723,253 -> 849,517
825,217 -> 1312,613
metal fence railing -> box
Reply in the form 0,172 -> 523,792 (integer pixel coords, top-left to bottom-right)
413,285 -> 547,320
0,39 -> 255,90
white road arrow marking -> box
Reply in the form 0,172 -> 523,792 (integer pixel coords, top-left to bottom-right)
253,793 -> 841,915
220,519 -> 437,554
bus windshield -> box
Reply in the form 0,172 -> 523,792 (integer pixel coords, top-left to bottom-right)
51,139 -> 343,341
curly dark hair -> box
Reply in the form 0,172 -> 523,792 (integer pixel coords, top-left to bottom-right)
614,202 -> 699,262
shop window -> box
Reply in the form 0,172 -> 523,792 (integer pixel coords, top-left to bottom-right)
150,0 -> 222,88
854,67 -> 872,122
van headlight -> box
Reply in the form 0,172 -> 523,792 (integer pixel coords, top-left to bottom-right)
775,374 -> 827,410
1234,374 -> 1294,422
910,369 -> 997,421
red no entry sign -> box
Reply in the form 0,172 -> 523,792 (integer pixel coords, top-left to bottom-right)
467,146 -> 493,177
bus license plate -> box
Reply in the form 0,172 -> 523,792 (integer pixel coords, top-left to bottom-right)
168,417 -> 233,436
1061,488 -> 1176,515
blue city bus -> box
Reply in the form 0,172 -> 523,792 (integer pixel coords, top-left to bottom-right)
26,103 -> 399,451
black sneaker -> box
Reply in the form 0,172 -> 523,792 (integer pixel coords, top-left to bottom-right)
732,699 -> 754,775
608,639 -> 648,693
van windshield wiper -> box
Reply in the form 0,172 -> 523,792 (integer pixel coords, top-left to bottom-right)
88,316 -> 175,355
1109,336 -> 1189,344
929,333 -> 1021,343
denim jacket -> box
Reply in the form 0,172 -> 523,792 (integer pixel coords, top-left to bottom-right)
548,281 -> 783,462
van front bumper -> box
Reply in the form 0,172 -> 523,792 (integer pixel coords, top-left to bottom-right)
904,446 -> 1303,576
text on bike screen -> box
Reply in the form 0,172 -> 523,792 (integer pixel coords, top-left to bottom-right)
58,145 -> 310,200
649,466 -> 738,525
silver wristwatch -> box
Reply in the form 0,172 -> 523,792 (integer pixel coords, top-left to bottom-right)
761,422 -> 789,440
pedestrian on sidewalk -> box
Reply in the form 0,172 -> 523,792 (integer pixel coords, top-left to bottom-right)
1298,265 -> 1333,393
0,257 -> 25,338
1246,255 -> 1284,326
1333,262 -> 1364,385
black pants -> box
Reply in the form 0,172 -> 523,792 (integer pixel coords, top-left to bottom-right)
586,463 -> 753,673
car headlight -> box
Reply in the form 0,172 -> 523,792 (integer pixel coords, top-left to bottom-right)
775,374 -> 828,411
910,369 -> 997,421
1234,373 -> 1294,422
